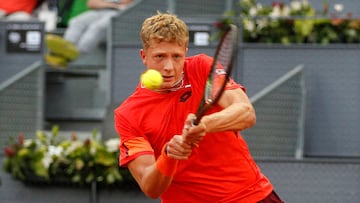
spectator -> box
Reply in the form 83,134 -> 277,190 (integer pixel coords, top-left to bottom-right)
45,0 -> 133,68
114,12 -> 284,203
0,0 -> 38,21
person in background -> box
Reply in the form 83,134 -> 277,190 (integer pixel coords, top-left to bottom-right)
114,12 -> 284,203
0,0 -> 38,21
45,0 -> 134,68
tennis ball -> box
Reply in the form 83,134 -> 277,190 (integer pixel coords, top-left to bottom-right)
141,69 -> 163,90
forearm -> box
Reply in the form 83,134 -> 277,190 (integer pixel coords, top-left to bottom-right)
87,0 -> 120,9
138,163 -> 175,199
201,102 -> 256,133
128,146 -> 179,199
127,123 -> 196,198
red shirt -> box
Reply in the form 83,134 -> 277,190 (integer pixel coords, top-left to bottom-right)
0,0 -> 37,14
114,54 -> 273,202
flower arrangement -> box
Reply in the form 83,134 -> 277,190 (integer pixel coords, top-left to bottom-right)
3,126 -> 134,187
215,0 -> 360,44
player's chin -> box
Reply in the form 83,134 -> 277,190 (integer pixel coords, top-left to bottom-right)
160,84 -> 172,90
161,81 -> 174,88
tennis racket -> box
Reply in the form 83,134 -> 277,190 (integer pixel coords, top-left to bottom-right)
193,24 -> 238,125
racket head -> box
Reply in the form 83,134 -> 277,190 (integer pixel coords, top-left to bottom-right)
194,24 -> 239,125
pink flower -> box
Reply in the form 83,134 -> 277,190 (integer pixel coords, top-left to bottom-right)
18,133 -> 24,145
4,147 -> 15,157
272,2 -> 284,9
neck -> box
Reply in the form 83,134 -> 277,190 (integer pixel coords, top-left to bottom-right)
155,73 -> 184,93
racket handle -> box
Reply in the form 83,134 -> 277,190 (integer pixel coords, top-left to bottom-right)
193,106 -> 207,126
192,117 -> 201,126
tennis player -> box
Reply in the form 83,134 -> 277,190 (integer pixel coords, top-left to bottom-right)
114,12 -> 284,203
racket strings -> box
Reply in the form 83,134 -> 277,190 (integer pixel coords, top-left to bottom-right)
216,29 -> 237,71
207,27 -> 237,101
194,25 -> 238,125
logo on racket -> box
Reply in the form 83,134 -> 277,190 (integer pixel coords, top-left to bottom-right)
215,69 -> 226,75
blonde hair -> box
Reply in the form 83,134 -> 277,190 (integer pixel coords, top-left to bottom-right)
141,12 -> 189,49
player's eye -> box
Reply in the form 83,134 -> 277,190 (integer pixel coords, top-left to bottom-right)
173,55 -> 182,60
154,55 -> 163,60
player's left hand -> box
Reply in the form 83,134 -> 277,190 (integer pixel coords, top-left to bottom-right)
182,114 -> 206,147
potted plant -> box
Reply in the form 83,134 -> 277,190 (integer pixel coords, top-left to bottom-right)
3,125 -> 135,187
214,0 -> 360,44
212,1 -> 360,158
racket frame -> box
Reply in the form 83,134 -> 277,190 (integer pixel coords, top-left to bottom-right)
193,24 -> 239,125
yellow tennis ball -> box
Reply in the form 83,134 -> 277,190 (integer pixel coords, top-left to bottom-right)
141,69 -> 163,90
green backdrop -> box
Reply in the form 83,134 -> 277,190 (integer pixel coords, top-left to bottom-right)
58,0 -> 89,27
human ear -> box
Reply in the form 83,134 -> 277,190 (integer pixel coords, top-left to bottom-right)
139,49 -> 147,65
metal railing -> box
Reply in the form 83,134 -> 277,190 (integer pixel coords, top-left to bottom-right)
242,64 -> 305,159
0,61 -> 44,151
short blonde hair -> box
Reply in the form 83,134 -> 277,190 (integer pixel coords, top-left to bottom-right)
141,12 -> 189,49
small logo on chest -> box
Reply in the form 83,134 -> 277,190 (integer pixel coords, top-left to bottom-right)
180,91 -> 192,102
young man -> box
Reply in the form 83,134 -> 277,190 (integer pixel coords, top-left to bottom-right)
114,12 -> 284,203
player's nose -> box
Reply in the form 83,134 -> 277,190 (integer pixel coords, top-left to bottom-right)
163,58 -> 174,71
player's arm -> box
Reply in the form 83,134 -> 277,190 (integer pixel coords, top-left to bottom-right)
87,0 -> 132,10
127,132 -> 196,199
127,154 -> 173,199
200,87 -> 256,133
